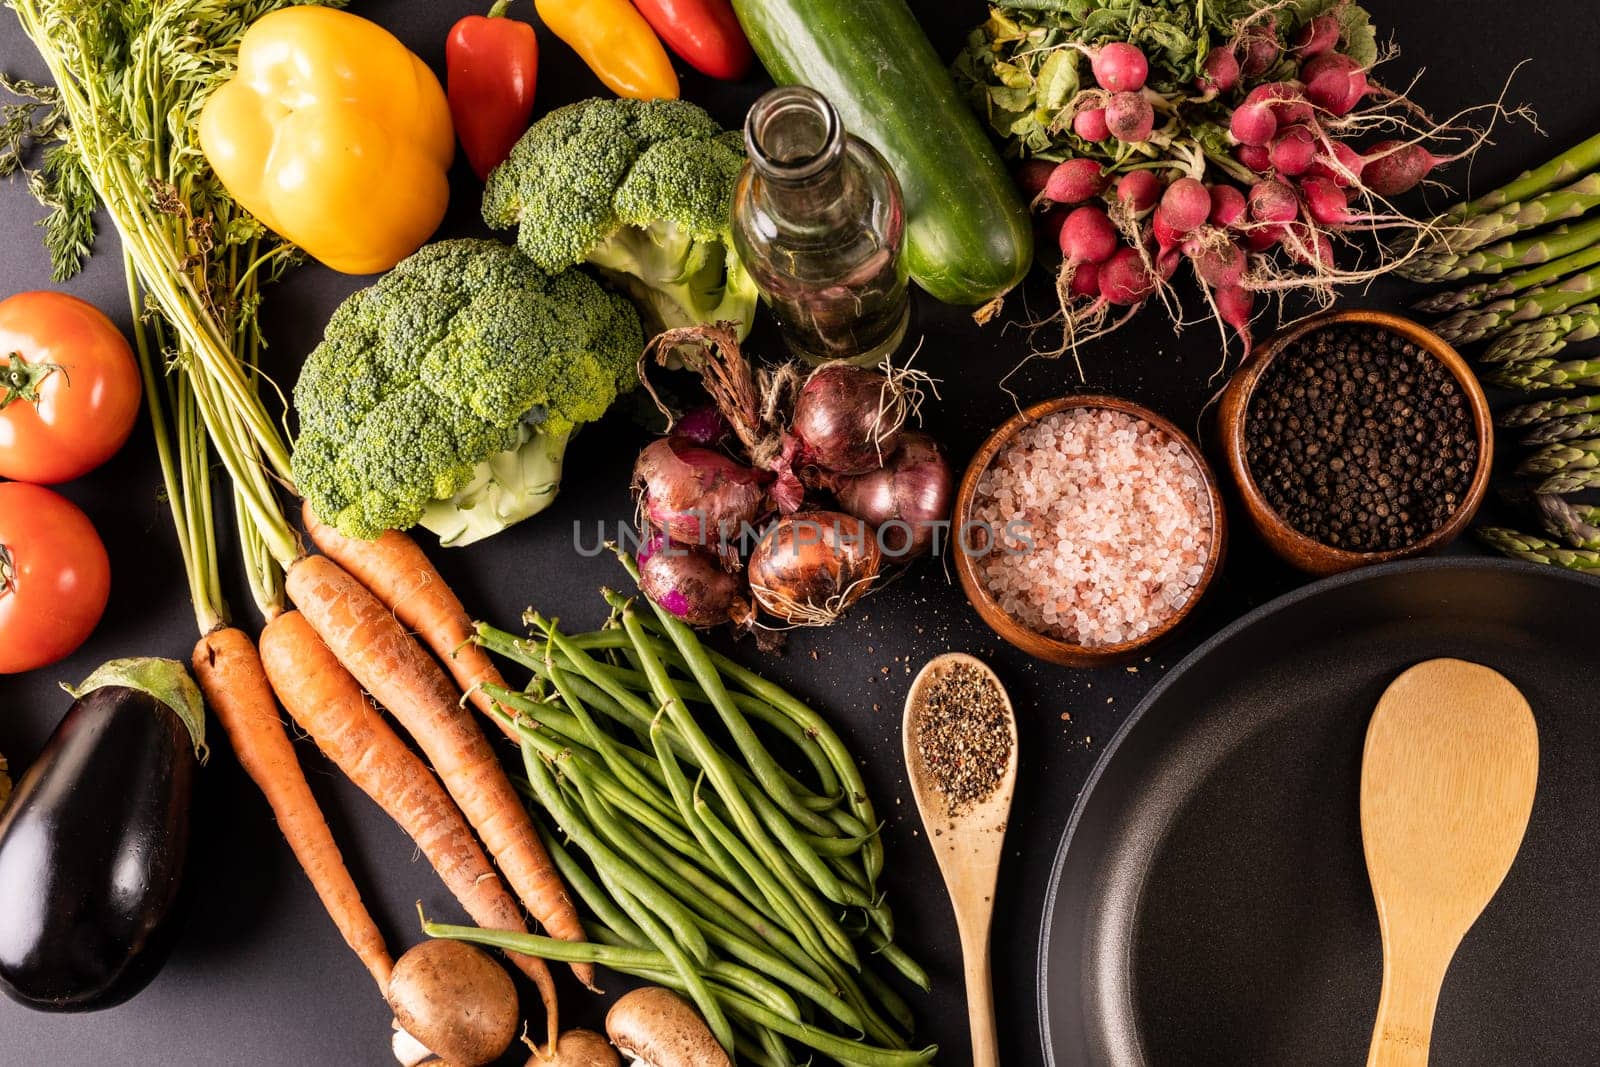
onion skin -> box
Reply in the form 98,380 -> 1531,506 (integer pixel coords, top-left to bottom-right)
792,363 -> 906,476
830,432 -> 952,558
748,510 -> 882,625
638,538 -> 741,627
634,438 -> 765,548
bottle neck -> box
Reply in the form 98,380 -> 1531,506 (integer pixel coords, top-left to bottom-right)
745,86 -> 848,209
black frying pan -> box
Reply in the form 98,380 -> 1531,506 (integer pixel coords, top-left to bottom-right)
1038,558 -> 1600,1066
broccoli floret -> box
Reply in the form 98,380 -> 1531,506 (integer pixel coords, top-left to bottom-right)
291,239 -> 642,547
482,97 -> 759,340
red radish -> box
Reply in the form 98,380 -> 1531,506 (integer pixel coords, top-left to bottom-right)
1363,139 -> 1447,196
1116,170 -> 1163,213
1294,14 -> 1340,58
1059,205 -> 1119,266
1238,21 -> 1280,78
1197,45 -> 1240,94
1235,143 -> 1272,173
1183,230 -> 1247,288
1215,285 -> 1256,353
1298,174 -> 1351,226
1248,178 -> 1299,223
1248,82 -> 1314,126
1069,260 -> 1101,298
1044,158 -> 1108,204
1301,52 -> 1367,116
1269,125 -> 1316,176
1229,100 -> 1277,147
1073,107 -> 1111,142
1099,247 -> 1155,304
1208,184 -> 1248,228
1156,245 -> 1182,281
1153,212 -> 1183,251
1307,140 -> 1365,187
1156,177 -> 1211,237
1105,92 -> 1155,143
1091,42 -> 1149,93
1243,223 -> 1285,251
1287,224 -> 1335,268
1015,159 -> 1056,202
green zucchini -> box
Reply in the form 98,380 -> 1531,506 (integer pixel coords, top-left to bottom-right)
731,0 -> 1033,307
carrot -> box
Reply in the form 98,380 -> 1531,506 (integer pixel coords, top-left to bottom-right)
259,611 -> 560,1048
300,503 -> 514,737
284,553 -> 593,988
191,626 -> 394,994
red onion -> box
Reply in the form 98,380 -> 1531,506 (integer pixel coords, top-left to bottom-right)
830,432 -> 952,559
638,535 -> 741,627
634,438 -> 765,548
748,511 -> 882,626
791,363 -> 907,476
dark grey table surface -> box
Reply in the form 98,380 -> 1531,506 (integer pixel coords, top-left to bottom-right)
0,2 -> 1594,1064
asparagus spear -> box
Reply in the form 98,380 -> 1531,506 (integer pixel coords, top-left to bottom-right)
1500,392 -> 1600,427
1434,269 -> 1600,346
1415,242 -> 1600,314
1539,467 -> 1600,494
1485,355 -> 1600,391
1399,215 -> 1600,283
1523,409 -> 1600,445
1535,495 -> 1600,549
1429,173 -> 1600,256
1518,438 -> 1600,476
1483,304 -> 1600,364
1477,526 -> 1600,569
1439,131 -> 1600,224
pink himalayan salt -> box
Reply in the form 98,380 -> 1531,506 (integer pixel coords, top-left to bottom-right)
972,408 -> 1212,647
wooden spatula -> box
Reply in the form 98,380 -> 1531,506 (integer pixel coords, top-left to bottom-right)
1360,658 -> 1538,1067
903,653 -> 1018,1067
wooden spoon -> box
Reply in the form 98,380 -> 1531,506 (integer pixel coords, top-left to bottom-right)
1361,658 -> 1539,1067
903,653 -> 1018,1067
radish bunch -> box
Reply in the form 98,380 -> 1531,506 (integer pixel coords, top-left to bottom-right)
975,0 -> 1521,361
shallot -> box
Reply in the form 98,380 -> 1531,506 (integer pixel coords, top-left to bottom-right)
791,362 -> 908,476
829,432 -> 952,558
638,535 -> 742,627
634,438 -> 765,548
748,511 -> 882,625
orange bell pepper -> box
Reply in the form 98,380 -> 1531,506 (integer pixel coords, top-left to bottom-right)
535,0 -> 680,100
199,8 -> 455,275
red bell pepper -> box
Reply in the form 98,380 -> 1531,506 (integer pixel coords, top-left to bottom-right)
446,0 -> 539,180
630,0 -> 754,82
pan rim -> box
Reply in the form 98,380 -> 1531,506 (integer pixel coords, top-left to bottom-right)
1035,555 -> 1600,1066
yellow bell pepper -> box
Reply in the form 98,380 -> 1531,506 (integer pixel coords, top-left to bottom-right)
199,8 -> 454,276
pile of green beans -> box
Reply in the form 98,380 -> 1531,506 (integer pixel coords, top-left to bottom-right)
445,558 -> 933,1067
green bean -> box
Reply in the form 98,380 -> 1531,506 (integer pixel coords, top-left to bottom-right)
715,987 -> 937,1067
546,657 -> 678,825
539,825 -> 647,949
631,606 -> 887,886
521,745 -> 710,965
858,962 -> 916,1034
866,929 -> 931,992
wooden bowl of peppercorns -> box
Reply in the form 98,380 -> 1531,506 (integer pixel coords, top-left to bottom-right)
1219,308 -> 1493,576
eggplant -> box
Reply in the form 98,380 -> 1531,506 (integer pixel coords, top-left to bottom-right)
0,658 -> 204,1012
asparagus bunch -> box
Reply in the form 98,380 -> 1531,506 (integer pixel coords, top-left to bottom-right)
1476,527 -> 1600,569
1484,304 -> 1600,363
1415,243 -> 1600,314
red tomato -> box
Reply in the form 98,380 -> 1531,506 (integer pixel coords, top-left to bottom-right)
0,291 -> 141,484
0,483 -> 110,674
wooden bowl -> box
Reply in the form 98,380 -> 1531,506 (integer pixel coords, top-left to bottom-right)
1217,308 -> 1493,576
952,395 -> 1228,668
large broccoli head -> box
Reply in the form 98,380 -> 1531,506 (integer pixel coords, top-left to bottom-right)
291,239 -> 642,547
482,97 -> 759,340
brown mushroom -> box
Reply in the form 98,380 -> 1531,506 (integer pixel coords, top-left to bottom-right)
605,987 -> 731,1067
528,1028 -> 620,1067
387,940 -> 519,1067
